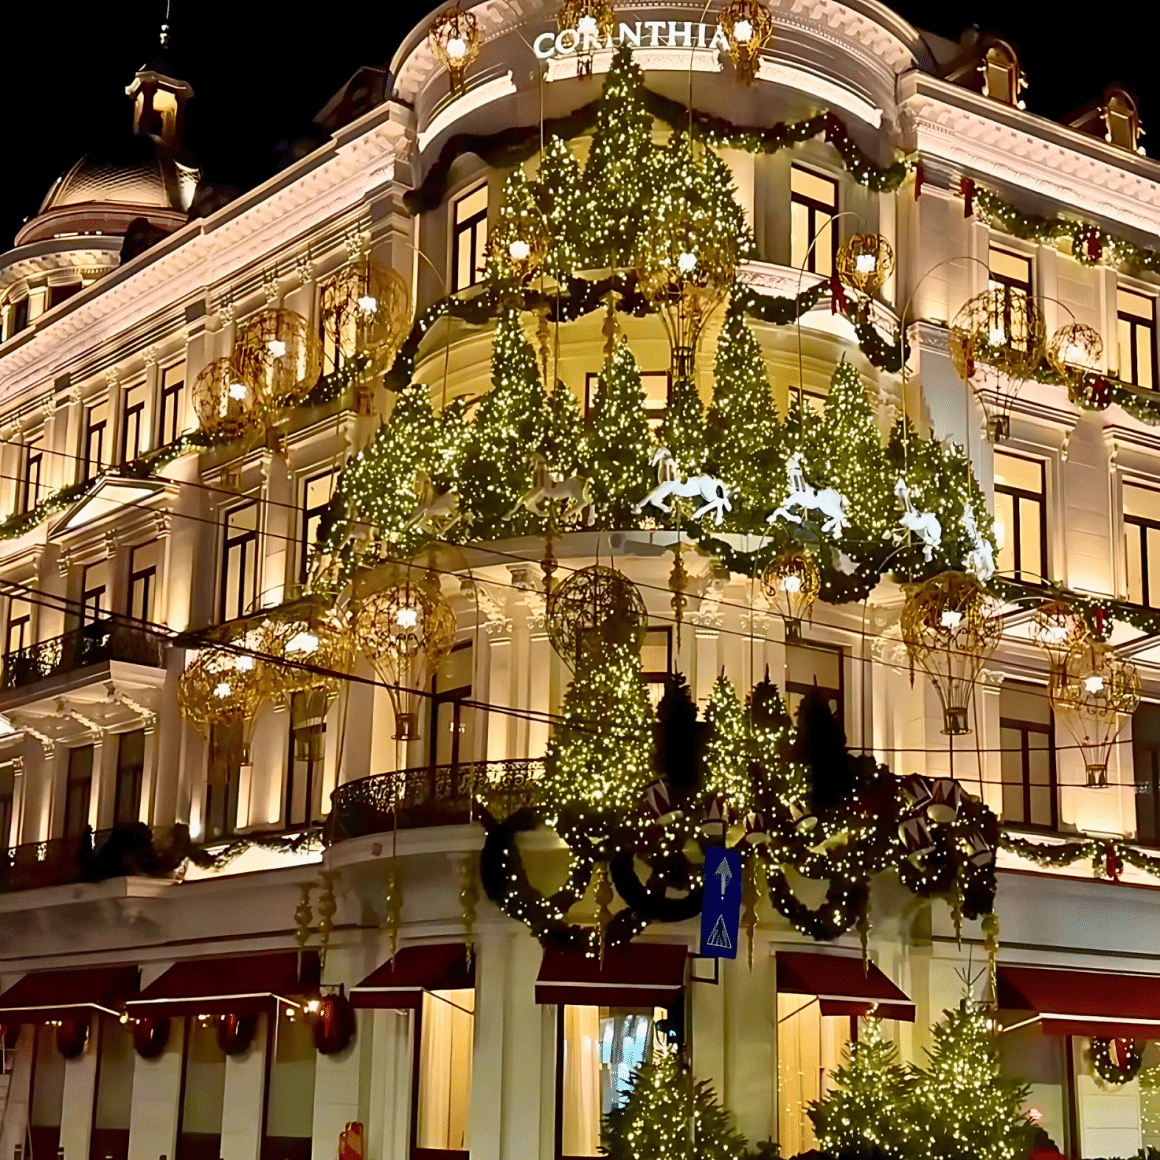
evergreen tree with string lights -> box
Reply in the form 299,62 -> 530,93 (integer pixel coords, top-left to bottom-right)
706,306 -> 780,512
809,1018 -> 915,1160
536,136 -> 581,281
579,44 -> 655,267
746,674 -> 801,805
544,381 -> 586,487
586,338 -> 654,521
704,674 -> 751,811
908,999 -> 1032,1160
542,630 -> 655,818
602,1045 -> 748,1160
462,309 -> 547,534
659,375 -> 708,477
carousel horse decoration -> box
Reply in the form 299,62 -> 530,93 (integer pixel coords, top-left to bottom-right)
403,470 -> 461,536
506,451 -> 594,525
633,448 -> 731,525
895,477 -> 942,561
768,453 -> 849,539
962,506 -> 996,583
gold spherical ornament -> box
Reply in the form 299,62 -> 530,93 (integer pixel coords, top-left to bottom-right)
949,287 -> 1047,382
836,234 -> 895,295
1046,322 -> 1103,380
352,577 -> 457,743
1049,639 -> 1140,788
546,564 -> 647,667
489,206 -> 549,284
429,8 -> 481,96
233,308 -> 323,410
900,571 -> 1002,735
760,550 -> 820,638
262,602 -> 353,715
717,0 -> 773,84
192,358 -> 264,441
1028,598 -> 1089,678
322,261 -> 413,379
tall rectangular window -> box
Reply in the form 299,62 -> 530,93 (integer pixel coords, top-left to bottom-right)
988,246 -> 1033,297
639,626 -> 672,711
8,298 -> 29,337
558,1005 -> 660,1158
320,274 -> 357,377
176,1016 -> 226,1160
1119,288 -> 1156,389
113,729 -> 145,827
452,184 -> 489,292
300,471 -> 336,582
5,597 -> 31,658
994,451 -> 1046,584
1133,702 -> 1160,843
417,990 -> 475,1154
1125,482 -> 1160,607
286,691 -> 326,829
262,1007 -> 316,1160
81,560 -> 110,625
129,540 -> 162,623
63,744 -> 94,839
158,363 -> 186,446
790,166 -> 838,277
121,382 -> 147,463
47,282 -> 81,310
430,642 -> 474,770
220,502 -> 259,622
22,436 -> 43,514
1000,682 -> 1057,829
786,640 -> 844,727
777,993 -> 849,1156
206,721 -> 242,840
84,400 -> 109,481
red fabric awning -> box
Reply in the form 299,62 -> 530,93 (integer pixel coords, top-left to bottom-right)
125,951 -> 320,1018
0,965 -> 138,1023
535,943 -> 687,1007
350,943 -> 475,1010
998,964 -> 1160,1038
777,951 -> 915,1022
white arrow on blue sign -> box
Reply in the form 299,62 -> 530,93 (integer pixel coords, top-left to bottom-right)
699,846 -> 741,959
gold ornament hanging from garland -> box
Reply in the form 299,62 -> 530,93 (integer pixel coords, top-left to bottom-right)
428,7 -> 481,95
836,233 -> 895,296
546,564 -> 647,667
760,549 -> 820,640
1028,598 -> 1089,679
320,260 -> 413,380
1046,322 -> 1103,381
718,0 -> 773,84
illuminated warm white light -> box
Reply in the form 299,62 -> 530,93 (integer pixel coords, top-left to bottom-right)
508,239 -> 531,261
236,655 -> 255,672
395,607 -> 419,629
213,681 -> 231,698
286,631 -> 319,655
228,382 -> 248,400
940,610 -> 963,629
732,18 -> 753,41
780,575 -> 803,593
1043,624 -> 1068,644
855,253 -> 876,274
677,251 -> 697,274
1083,675 -> 1106,694
988,325 -> 1006,346
267,339 -> 288,358
577,14 -> 598,35
446,35 -> 467,60
357,295 -> 378,315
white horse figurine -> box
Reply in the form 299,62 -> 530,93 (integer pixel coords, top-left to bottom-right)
633,448 -> 731,525
895,477 -> 942,561
506,452 -> 593,525
962,507 -> 996,582
403,470 -> 461,536
768,453 -> 849,539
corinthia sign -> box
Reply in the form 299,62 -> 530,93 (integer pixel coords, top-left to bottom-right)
533,20 -> 733,60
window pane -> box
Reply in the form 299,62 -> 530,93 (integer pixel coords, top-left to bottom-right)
419,989 -> 475,1151
790,167 -> 837,207
473,218 -> 488,283
1148,528 -> 1160,610
790,202 -> 810,269
1000,725 -> 1024,823
1140,325 -> 1155,389
1119,287 -> 1153,321
776,993 -> 848,1156
179,1016 -> 226,1154
1127,526 -> 1145,606
1119,317 -> 1134,380
994,490 -> 1014,576
456,231 -> 473,291
989,247 -> 1032,291
813,213 -> 834,277
1017,495 -> 1042,581
1125,484 -> 1160,521
455,184 -> 488,223
264,1009 -> 316,1160
29,1025 -> 65,1159
994,451 -> 1043,494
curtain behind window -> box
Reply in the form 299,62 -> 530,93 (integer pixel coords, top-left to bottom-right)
418,988 -> 475,1150
777,995 -> 848,1156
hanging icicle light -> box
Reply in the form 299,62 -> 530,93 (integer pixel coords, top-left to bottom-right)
717,0 -> 773,84
1029,598 -> 1089,679
1046,322 -> 1103,381
760,549 -> 820,641
1049,639 -> 1140,788
900,572 -> 1003,735
948,287 -> 1046,441
836,234 -> 895,296
429,8 -> 481,96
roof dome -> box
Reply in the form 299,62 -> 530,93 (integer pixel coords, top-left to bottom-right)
47,142 -> 174,212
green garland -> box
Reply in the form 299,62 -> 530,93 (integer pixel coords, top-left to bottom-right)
1090,1037 -> 1144,1085
999,829 -> 1160,880
408,101 -> 909,216
991,576 -> 1160,644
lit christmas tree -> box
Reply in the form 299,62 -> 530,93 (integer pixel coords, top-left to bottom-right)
704,674 -> 751,810
659,374 -> 707,477
586,339 -> 654,522
462,309 -> 548,533
544,381 -> 585,481
908,1000 -> 1032,1160
706,307 -> 780,512
602,1046 -> 748,1160
542,633 -> 655,817
817,359 -> 891,536
536,136 -> 581,281
579,44 -> 655,268
746,675 -> 801,805
486,166 -> 542,286
809,1018 -> 914,1160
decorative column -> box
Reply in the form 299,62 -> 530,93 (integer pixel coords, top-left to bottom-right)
127,1005 -> 183,1160
59,1020 -> 100,1160
219,1014 -> 268,1160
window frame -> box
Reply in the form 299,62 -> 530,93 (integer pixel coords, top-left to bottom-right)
83,401 -> 108,482
410,989 -> 476,1160
112,729 -> 146,828
63,744 -> 94,840
81,561 -> 109,626
429,640 -> 473,773
300,470 -> 337,584
5,598 -> 30,659
451,183 -> 489,293
158,363 -> 185,447
286,690 -> 326,830
128,541 -> 160,624
22,436 -> 43,514
987,245 -> 1034,296
790,165 -> 839,277
1118,287 -> 1157,390
219,501 -> 260,623
785,638 -> 845,728
999,713 -> 1058,830
994,451 -> 1047,585
120,382 -> 147,464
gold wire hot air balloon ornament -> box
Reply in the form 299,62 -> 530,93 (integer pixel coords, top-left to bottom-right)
1046,322 -> 1103,383
546,564 -> 648,668
1028,597 -> 1089,680
232,307 -> 323,413
717,0 -> 773,84
836,234 -> 895,297
192,358 -> 264,443
760,548 -> 820,642
429,7 -> 481,96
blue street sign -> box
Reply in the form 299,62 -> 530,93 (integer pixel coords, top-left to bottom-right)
699,846 -> 741,959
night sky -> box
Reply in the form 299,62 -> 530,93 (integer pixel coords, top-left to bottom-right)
3,1 -> 1158,247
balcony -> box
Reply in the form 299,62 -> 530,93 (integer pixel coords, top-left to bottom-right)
0,823 -> 189,893
1,621 -> 164,692
327,759 -> 543,842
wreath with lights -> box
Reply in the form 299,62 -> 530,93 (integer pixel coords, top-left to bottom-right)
1090,1037 -> 1144,1085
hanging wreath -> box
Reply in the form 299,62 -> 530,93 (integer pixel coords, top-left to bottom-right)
312,994 -> 357,1055
132,1016 -> 170,1059
1090,1037 -> 1143,1084
216,1012 -> 258,1056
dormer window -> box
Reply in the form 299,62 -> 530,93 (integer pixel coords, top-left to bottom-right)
982,45 -> 1019,105
1105,90 -> 1142,152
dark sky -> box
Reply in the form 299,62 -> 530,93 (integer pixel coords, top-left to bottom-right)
4,1 -> 1159,247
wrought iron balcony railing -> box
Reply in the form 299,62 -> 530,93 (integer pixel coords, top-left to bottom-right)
327,758 -> 543,842
1,621 -> 163,690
